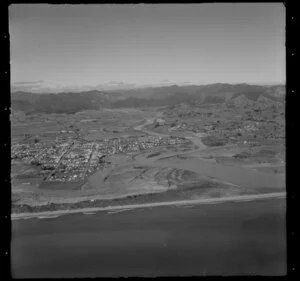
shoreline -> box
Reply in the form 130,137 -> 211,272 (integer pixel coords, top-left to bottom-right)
11,191 -> 286,220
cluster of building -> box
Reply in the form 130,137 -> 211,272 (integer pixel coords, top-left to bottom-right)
160,99 -> 285,144
158,112 -> 284,147
101,136 -> 191,154
200,119 -> 285,145
12,135 -> 191,183
12,143 -> 36,162
48,142 -> 93,182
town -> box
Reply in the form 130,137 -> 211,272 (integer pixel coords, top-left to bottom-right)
11,134 -> 192,184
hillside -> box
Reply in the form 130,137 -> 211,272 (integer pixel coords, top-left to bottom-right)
111,84 -> 284,108
108,83 -> 285,99
11,84 -> 285,114
11,90 -> 124,114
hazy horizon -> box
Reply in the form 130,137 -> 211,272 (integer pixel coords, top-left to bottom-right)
10,3 -> 285,91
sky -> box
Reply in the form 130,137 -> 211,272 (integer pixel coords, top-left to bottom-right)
9,3 -> 285,89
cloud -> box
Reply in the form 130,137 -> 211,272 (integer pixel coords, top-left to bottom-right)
13,80 -> 44,85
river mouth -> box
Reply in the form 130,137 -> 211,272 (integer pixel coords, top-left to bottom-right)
12,142 -> 285,213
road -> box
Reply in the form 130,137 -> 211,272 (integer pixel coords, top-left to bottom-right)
45,142 -> 74,182
11,198 -> 286,277
82,143 -> 96,179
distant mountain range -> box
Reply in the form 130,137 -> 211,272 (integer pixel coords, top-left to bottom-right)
11,80 -> 212,93
11,81 -> 141,93
11,84 -> 285,114
11,90 -> 124,114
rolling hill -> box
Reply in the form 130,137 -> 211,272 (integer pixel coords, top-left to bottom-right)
11,84 -> 285,114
